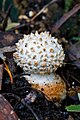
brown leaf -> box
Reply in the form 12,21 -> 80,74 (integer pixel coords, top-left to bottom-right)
66,41 -> 80,68
0,94 -> 19,120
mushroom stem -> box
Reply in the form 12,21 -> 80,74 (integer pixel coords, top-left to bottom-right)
24,73 -> 66,101
26,73 -> 56,84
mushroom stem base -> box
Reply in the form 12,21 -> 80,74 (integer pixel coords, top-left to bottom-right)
25,73 -> 66,101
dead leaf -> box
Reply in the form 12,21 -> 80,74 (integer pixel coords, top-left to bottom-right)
0,94 -> 19,120
66,41 -> 80,68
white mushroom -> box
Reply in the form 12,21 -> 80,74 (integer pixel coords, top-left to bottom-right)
13,31 -> 66,101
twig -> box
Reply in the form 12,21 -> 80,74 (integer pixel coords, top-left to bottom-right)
0,64 -> 3,90
21,99 -> 41,120
30,0 -> 58,22
51,4 -> 80,34
69,74 -> 80,84
2,4 -> 12,31
18,0 -> 58,23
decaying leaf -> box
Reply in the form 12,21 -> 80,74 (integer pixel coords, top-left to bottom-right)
0,94 -> 19,120
66,41 -> 80,69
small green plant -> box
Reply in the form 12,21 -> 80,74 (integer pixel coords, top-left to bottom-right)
66,105 -> 80,112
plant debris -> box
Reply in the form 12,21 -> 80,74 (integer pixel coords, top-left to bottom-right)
0,64 -> 3,90
66,41 -> 80,69
51,4 -> 80,34
0,94 -> 19,120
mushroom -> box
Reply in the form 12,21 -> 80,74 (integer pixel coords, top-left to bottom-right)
13,31 -> 66,101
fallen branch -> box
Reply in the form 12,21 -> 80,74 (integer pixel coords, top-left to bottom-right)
51,4 -> 80,34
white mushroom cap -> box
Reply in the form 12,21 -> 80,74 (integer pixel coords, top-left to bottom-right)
13,31 -> 65,74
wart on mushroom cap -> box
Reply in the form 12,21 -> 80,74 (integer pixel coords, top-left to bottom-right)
13,31 -> 66,101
